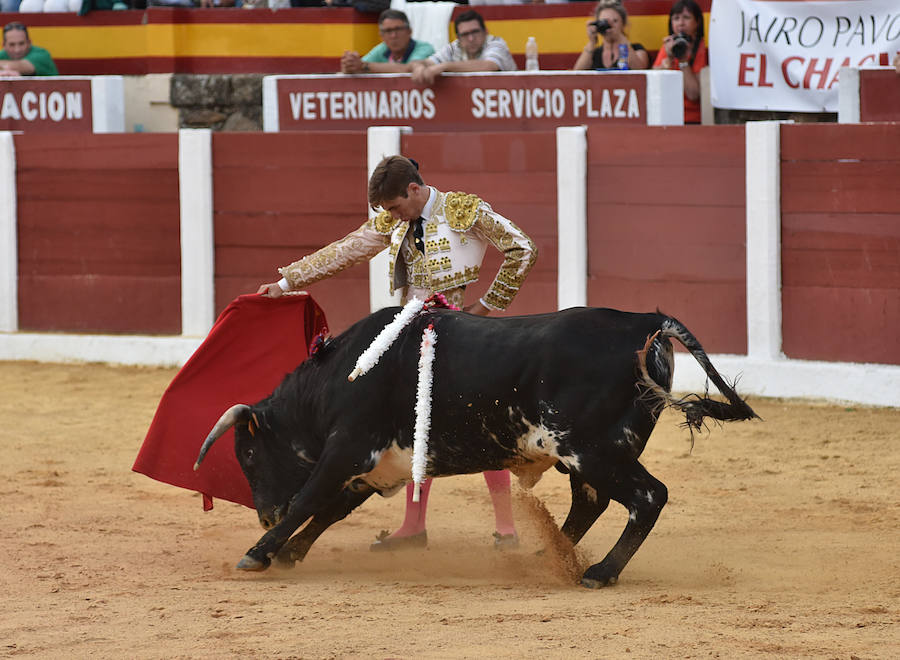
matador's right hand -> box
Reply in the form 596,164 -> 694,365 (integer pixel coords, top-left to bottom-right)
257,282 -> 284,298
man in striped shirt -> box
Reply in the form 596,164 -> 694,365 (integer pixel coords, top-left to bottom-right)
410,10 -> 515,86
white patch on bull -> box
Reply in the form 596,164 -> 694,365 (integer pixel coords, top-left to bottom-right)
505,409 -> 576,490
581,482 -> 599,504
348,443 -> 413,497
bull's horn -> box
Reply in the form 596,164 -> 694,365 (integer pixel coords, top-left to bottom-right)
194,404 -> 251,471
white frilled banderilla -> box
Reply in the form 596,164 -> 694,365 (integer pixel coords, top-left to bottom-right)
346,297 -> 436,501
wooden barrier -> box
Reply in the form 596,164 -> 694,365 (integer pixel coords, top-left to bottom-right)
211,131 -> 370,334
838,67 -> 900,123
3,120 -> 898,405
585,125 -> 747,355
14,133 -> 180,333
780,123 -> 900,365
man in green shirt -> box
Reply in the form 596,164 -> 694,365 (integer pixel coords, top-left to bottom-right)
340,9 -> 435,74
0,22 -> 59,77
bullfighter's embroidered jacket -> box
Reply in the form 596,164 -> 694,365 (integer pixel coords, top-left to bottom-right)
278,188 -> 536,311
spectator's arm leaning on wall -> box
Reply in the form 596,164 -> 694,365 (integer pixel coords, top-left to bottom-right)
0,45 -> 58,77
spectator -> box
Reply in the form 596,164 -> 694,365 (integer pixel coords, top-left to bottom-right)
256,155 -> 536,552
341,9 -> 435,74
0,22 -> 58,78
652,0 -> 707,124
573,0 -> 649,71
0,0 -> 20,12
410,9 -> 515,86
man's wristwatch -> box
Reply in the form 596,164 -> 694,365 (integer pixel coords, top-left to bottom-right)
678,61 -> 690,70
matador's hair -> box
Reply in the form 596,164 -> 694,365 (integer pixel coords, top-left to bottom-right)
367,155 -> 424,209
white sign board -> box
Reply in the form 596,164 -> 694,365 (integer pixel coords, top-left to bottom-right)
710,0 -> 900,112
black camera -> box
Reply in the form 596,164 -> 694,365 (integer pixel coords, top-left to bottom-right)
670,32 -> 692,59
590,19 -> 611,36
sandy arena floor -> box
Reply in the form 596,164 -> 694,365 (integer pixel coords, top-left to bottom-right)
1,360 -> 898,659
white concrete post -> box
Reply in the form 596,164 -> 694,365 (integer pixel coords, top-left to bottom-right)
262,76 -> 280,133
178,129 -> 215,337
837,67 -> 860,124
556,125 -> 588,310
0,132 -> 17,332
745,121 -> 782,360
645,70 -> 684,126
90,76 -> 125,133
366,126 -> 407,312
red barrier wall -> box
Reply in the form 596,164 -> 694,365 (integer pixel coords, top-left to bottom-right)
780,123 -> 900,366
402,131 -> 559,317
585,125 -> 747,354
859,69 -> 900,123
15,134 -> 181,334
212,131 -> 369,335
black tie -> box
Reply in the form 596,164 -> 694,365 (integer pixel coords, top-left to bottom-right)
412,217 -> 425,254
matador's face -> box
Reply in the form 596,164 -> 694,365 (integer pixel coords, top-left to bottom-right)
379,182 -> 426,223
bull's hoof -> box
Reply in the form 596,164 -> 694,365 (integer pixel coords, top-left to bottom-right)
581,560 -> 620,588
236,554 -> 270,572
581,575 -> 617,589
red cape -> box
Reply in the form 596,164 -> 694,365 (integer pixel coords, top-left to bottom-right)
132,293 -> 328,510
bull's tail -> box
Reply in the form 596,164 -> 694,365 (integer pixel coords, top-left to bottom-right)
637,316 -> 759,433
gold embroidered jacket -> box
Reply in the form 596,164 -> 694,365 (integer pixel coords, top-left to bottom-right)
278,189 -> 536,310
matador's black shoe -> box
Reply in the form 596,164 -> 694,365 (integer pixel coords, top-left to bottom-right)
369,530 -> 428,552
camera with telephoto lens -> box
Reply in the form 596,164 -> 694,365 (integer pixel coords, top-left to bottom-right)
670,32 -> 692,59
590,19 -> 611,35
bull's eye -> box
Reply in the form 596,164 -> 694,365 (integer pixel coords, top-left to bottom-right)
244,447 -> 254,462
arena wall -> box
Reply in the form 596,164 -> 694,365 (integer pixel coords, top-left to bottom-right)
0,122 -> 898,406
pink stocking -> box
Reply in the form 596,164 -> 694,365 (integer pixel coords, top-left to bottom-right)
386,478 -> 433,539
483,470 -> 516,536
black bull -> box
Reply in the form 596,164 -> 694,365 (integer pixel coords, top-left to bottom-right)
195,306 -> 758,588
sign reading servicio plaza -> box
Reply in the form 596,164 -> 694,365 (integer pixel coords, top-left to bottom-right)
263,71 -> 683,131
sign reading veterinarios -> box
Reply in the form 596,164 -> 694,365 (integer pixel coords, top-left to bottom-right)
710,0 -> 900,112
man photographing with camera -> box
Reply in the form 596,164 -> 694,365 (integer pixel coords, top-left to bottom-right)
652,0 -> 707,124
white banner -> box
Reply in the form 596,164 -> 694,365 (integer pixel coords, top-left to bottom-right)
710,0 -> 900,112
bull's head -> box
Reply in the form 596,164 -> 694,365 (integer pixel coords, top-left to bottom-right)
194,404 -> 313,530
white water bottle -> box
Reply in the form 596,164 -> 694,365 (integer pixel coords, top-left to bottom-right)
525,36 -> 539,72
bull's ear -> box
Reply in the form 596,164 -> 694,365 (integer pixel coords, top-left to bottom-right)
248,412 -> 261,437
